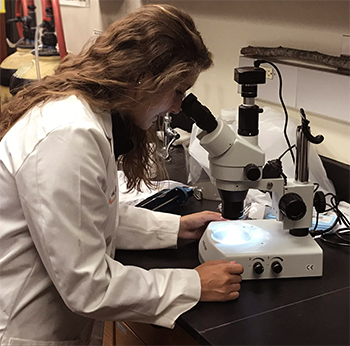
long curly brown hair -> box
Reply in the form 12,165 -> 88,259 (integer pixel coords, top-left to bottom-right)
0,4 -> 213,191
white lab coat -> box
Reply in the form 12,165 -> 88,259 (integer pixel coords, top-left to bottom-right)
0,95 -> 201,345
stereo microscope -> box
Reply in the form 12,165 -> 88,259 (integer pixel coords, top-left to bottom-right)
181,62 -> 324,280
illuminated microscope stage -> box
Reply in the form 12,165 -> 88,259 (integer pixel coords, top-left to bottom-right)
199,220 -> 323,280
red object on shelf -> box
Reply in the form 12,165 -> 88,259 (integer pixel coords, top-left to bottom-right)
14,0 -> 67,59
41,0 -> 67,59
15,0 -> 33,38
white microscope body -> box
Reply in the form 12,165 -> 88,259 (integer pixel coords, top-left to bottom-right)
181,64 -> 324,280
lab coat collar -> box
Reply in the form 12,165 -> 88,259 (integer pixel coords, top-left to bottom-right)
99,110 -> 113,140
79,96 -> 114,142
111,110 -> 134,159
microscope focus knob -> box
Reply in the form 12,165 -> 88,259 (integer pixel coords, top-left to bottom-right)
244,163 -> 261,181
279,193 -> 307,221
253,262 -> 264,275
271,261 -> 283,274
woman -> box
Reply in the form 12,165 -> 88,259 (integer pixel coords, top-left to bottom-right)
0,4 -> 243,345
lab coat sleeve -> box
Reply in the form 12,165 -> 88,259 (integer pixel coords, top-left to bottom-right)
114,203 -> 181,250
15,123 -> 201,328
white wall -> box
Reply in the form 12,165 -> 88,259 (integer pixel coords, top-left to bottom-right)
148,0 -> 349,165
39,0 -> 350,165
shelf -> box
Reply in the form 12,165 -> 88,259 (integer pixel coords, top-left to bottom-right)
239,56 -> 350,123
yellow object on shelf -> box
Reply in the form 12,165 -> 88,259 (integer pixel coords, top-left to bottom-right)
14,55 -> 60,80
0,48 -> 34,106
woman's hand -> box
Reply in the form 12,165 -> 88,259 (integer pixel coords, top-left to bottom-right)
195,260 -> 244,301
178,212 -> 243,301
178,211 -> 225,240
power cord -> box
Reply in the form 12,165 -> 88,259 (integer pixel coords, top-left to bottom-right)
254,59 -> 295,164
310,192 -> 350,247
278,144 -> 296,161
262,145 -> 296,185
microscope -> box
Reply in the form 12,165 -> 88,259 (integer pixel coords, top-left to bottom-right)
181,62 -> 324,280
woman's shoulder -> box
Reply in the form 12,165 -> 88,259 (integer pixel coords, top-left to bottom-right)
1,95 -> 112,173
40,95 -> 96,124
31,94 -> 110,135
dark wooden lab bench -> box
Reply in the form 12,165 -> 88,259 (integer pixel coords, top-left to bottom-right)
104,148 -> 350,345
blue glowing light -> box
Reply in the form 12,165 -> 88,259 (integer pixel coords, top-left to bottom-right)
209,221 -> 268,248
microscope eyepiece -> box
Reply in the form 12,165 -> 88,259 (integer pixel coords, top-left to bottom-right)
181,93 -> 218,133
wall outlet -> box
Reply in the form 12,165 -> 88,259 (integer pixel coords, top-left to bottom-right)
263,67 -> 274,79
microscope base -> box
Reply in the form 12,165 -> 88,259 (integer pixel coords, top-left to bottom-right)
198,219 -> 323,280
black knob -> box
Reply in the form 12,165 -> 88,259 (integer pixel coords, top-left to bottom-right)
271,261 -> 283,274
314,191 -> 326,213
42,32 -> 57,47
244,163 -> 261,181
279,193 -> 307,221
253,262 -> 264,274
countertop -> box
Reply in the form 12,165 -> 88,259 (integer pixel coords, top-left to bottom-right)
115,147 -> 350,346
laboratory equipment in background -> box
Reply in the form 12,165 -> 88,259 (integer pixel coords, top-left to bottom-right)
0,0 -> 37,106
181,61 -> 325,280
160,113 -> 180,161
10,0 -> 67,94
0,0 -> 67,107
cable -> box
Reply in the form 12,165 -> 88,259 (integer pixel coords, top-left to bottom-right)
320,228 -> 350,247
335,228 -> 350,244
310,192 -> 350,247
278,144 -> 296,160
255,59 -> 295,164
312,211 -> 320,232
